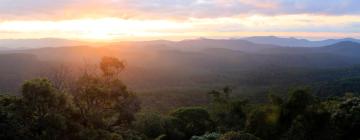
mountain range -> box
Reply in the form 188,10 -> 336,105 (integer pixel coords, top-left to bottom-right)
0,38 -> 86,50
1,36 -> 360,108
1,36 -> 360,51
242,36 -> 360,47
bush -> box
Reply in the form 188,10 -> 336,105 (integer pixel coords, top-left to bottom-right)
191,132 -> 221,140
219,131 -> 261,140
134,113 -> 166,139
170,107 -> 214,139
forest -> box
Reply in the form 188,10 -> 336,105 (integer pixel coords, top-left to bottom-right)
1,56 -> 359,140
1,0 -> 360,139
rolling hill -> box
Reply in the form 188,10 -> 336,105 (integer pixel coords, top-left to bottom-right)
243,36 -> 360,47
1,39 -> 360,109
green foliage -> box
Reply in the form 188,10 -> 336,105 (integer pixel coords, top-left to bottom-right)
219,131 -> 261,140
21,78 -> 72,117
170,107 -> 214,139
190,132 -> 221,140
0,57 -> 142,140
73,57 -> 140,131
20,78 -> 75,140
314,77 -> 360,97
0,95 -> 23,139
1,78 -> 79,140
161,116 -> 186,140
279,89 -> 335,140
268,94 -> 283,106
134,113 -> 166,139
2,56 -> 360,140
208,87 -> 247,132
78,128 -> 123,140
2,78 -> 360,140
279,88 -> 316,128
332,97 -> 360,139
243,94 -> 283,140
245,105 -> 280,140
287,88 -> 316,110
283,112 -> 334,140
74,74 -> 140,129
155,134 -> 167,140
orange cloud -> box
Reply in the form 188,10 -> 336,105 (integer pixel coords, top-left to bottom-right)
0,1 -> 359,40
0,14 -> 359,41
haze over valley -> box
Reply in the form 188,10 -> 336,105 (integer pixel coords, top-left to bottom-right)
1,1 -> 360,140
1,37 -> 360,110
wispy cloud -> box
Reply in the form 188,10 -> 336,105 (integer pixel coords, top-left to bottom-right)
0,0 -> 359,20
0,0 -> 359,40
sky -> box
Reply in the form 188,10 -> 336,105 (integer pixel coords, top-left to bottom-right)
0,0 -> 359,41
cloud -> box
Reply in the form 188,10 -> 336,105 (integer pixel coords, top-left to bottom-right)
0,0 -> 359,20
0,0 -> 359,40
0,14 -> 359,40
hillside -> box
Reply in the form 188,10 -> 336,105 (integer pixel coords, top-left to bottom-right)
243,36 -> 360,47
1,40 -> 360,110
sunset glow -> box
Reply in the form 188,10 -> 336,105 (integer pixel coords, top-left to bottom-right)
0,0 -> 359,41
1,1 -> 360,139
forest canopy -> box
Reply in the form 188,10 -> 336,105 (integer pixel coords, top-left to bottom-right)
1,57 -> 360,140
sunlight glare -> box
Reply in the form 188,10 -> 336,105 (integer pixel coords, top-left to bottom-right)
0,18 -> 191,41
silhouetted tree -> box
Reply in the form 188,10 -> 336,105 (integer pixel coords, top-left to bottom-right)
170,107 -> 214,139
73,57 -> 140,132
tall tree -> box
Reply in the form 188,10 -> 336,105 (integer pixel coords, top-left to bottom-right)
73,56 -> 140,133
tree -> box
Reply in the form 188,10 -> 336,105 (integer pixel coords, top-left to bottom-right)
0,56 -> 142,140
44,64 -> 76,92
279,88 -> 316,129
219,131 -> 261,140
21,78 -> 72,118
279,88 -> 334,140
170,107 -> 214,139
134,113 -> 166,139
20,78 -> 76,140
268,94 -> 283,106
161,116 -> 186,140
100,56 -> 125,78
332,97 -> 360,139
73,56 -> 140,132
0,95 -> 24,139
245,106 -> 280,140
190,132 -> 221,140
208,87 -> 247,132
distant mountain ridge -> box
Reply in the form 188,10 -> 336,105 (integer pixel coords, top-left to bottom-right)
1,37 -> 360,51
242,36 -> 360,47
0,38 -> 87,50
1,39 -> 360,95
254,41 -> 360,66
322,41 -> 360,57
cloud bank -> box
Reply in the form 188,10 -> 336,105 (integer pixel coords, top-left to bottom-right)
0,0 -> 359,40
0,0 -> 359,20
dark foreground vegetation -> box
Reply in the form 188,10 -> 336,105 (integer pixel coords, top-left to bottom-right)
1,57 -> 360,140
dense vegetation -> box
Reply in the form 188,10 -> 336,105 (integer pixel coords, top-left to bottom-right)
1,40 -> 360,139
1,41 -> 360,112
1,57 -> 360,140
